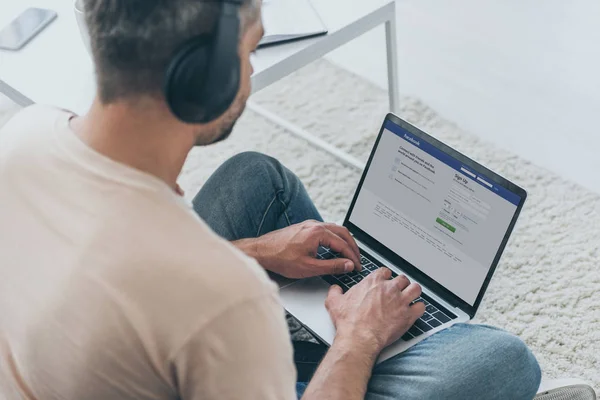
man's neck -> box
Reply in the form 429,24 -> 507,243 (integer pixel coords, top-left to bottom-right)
70,98 -> 195,190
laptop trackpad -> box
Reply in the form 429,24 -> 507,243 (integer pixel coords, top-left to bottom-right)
279,277 -> 336,345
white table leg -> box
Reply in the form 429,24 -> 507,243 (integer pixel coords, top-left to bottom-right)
247,101 -> 366,170
0,79 -> 34,107
385,6 -> 400,114
250,3 -> 400,171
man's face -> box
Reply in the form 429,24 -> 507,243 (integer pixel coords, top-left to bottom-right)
195,8 -> 265,146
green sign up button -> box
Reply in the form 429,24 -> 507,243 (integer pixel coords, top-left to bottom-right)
436,218 -> 456,233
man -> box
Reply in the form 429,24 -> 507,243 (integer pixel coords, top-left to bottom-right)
0,0 -> 541,399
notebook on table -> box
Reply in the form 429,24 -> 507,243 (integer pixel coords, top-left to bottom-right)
259,0 -> 328,47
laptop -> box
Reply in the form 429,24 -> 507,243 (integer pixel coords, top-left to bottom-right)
279,113 -> 527,363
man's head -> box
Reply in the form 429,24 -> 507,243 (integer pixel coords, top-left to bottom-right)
83,0 -> 263,145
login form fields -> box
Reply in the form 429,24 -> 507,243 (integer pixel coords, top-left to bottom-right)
350,122 -> 520,305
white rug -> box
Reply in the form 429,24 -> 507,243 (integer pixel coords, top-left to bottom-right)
2,60 -> 599,388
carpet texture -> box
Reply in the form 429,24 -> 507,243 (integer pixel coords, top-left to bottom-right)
1,60 -> 599,388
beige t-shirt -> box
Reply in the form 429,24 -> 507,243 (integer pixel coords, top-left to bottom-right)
0,105 -> 297,400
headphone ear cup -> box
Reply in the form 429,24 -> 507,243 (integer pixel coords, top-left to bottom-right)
164,40 -> 212,123
196,2 -> 241,122
163,2 -> 242,124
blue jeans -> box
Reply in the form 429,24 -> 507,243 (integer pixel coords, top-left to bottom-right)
193,152 -> 542,400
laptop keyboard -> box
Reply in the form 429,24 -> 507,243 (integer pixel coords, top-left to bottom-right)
317,246 -> 458,341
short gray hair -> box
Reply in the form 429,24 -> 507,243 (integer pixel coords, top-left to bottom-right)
83,0 -> 259,103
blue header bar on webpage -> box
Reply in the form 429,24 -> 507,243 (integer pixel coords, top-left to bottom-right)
384,120 -> 521,206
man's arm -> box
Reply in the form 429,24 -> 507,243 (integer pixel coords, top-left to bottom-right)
172,293 -> 297,400
234,222 -> 424,399
301,336 -> 379,400
233,220 -> 361,279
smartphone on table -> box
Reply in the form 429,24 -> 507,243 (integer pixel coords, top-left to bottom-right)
0,8 -> 57,51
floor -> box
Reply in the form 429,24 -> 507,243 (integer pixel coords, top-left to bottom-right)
324,0 -> 600,194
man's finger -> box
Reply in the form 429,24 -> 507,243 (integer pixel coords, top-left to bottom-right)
410,299 -> 426,318
309,257 -> 354,276
318,229 -> 359,271
328,284 -> 343,297
402,282 -> 422,302
324,224 -> 361,266
369,267 -> 391,281
325,284 -> 344,310
392,274 -> 411,291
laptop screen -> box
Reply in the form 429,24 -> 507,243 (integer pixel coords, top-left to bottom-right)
348,119 -> 522,306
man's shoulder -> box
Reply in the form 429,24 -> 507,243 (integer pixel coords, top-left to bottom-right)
91,195 -> 277,332
107,205 -> 295,400
117,192 -> 265,279
1,104 -> 67,131
148,201 -> 275,299
0,104 -> 69,148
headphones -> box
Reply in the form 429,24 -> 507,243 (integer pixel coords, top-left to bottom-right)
164,0 -> 244,124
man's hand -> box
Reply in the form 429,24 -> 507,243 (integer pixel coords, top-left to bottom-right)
325,268 -> 425,354
234,220 -> 361,279
301,269 -> 425,400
